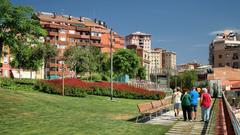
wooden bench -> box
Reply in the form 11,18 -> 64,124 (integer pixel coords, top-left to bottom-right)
136,102 -> 158,122
136,99 -> 173,123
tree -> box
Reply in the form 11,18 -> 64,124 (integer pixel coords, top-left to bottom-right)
113,49 -> 140,78
42,43 -> 57,79
0,0 -> 47,78
64,46 -> 107,80
136,66 -> 146,80
0,0 -> 47,48
171,70 -> 198,89
10,43 -> 32,78
64,46 -> 85,78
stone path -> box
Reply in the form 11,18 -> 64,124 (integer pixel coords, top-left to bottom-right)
147,106 -> 215,135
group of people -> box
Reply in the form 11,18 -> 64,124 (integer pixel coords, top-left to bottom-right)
172,87 -> 212,123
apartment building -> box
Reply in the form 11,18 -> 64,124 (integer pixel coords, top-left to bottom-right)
36,12 -> 124,78
162,50 -> 176,71
150,48 -> 163,75
177,62 -> 200,73
126,32 -> 151,80
209,30 -> 240,68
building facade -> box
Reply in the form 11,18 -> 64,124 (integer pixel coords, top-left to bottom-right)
162,50 -> 176,71
126,32 -> 151,80
209,30 -> 240,68
36,12 -> 124,78
150,48 -> 163,75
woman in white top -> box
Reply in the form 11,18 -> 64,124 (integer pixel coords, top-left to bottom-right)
172,87 -> 182,117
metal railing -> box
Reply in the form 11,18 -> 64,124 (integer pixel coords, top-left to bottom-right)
222,92 -> 240,134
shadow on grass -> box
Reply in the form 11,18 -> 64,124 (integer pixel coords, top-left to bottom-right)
127,109 -> 170,123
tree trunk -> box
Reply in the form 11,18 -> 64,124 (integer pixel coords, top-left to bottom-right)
90,71 -> 92,81
30,67 -> 32,79
44,60 -> 47,79
75,65 -> 77,78
18,68 -> 21,79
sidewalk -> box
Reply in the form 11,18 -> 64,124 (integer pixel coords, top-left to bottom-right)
147,106 -> 214,135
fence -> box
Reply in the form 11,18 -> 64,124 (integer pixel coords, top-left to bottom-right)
222,92 -> 240,134
128,80 -> 173,97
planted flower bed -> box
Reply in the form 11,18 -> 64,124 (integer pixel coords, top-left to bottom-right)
35,78 -> 165,100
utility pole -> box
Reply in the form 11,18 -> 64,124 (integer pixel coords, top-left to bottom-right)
62,61 -> 65,96
110,28 -> 113,100
155,63 -> 157,89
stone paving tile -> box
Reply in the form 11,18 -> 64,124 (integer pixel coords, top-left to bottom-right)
147,106 -> 213,135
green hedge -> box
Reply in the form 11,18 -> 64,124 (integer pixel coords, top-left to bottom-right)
0,78 -> 37,91
34,81 -> 87,97
87,86 -> 163,100
34,81 -> 164,100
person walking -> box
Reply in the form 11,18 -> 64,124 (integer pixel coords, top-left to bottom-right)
200,88 -> 212,123
181,88 -> 192,121
189,87 -> 199,120
172,87 -> 182,117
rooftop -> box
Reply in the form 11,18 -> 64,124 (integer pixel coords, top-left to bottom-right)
36,11 -> 112,34
130,31 -> 151,36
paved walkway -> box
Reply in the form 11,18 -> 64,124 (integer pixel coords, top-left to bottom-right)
147,106 -> 214,135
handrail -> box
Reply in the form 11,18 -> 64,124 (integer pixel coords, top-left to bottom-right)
222,92 -> 240,134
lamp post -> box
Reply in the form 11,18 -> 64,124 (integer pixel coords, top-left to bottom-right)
61,60 -> 65,96
110,28 -> 113,100
155,62 -> 157,89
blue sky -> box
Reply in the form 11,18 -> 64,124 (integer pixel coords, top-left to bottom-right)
12,0 -> 240,64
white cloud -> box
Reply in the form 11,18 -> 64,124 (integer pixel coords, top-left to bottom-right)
209,29 -> 240,36
156,39 -> 172,42
209,30 -> 224,36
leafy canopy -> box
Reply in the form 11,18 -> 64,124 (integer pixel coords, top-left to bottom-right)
113,49 -> 140,78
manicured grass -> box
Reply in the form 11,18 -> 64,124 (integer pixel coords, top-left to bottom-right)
0,89 -> 171,135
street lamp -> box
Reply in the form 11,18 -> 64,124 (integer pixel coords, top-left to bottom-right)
60,60 -> 65,96
110,28 -> 113,100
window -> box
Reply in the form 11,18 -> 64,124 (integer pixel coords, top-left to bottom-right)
69,38 -> 75,42
233,62 -> 239,68
218,55 -> 222,59
59,29 -> 66,33
233,53 -> 239,60
60,37 -> 66,41
69,30 -> 75,34
59,45 -> 66,49
219,63 -> 223,67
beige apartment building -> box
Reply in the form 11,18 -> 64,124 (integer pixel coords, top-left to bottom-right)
209,30 -> 240,68
126,31 -> 177,80
162,50 -> 176,71
150,48 -> 163,75
126,32 -> 151,80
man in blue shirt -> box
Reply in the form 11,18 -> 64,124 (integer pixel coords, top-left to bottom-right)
189,87 -> 199,120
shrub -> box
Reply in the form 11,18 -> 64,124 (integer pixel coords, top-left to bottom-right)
0,78 -> 37,91
64,85 -> 87,97
91,73 -> 102,82
101,74 -> 110,81
35,78 -> 166,100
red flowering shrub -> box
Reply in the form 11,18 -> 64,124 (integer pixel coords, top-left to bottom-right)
35,78 -> 165,100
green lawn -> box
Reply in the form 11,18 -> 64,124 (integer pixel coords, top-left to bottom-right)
0,89 -> 171,135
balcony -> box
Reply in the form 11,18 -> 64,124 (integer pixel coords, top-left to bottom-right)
76,42 -> 88,46
68,34 -> 90,39
45,24 -> 65,29
76,27 -> 90,32
143,59 -> 151,64
48,39 -> 68,45
91,36 -> 101,40
91,43 -> 102,47
48,31 -> 58,36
